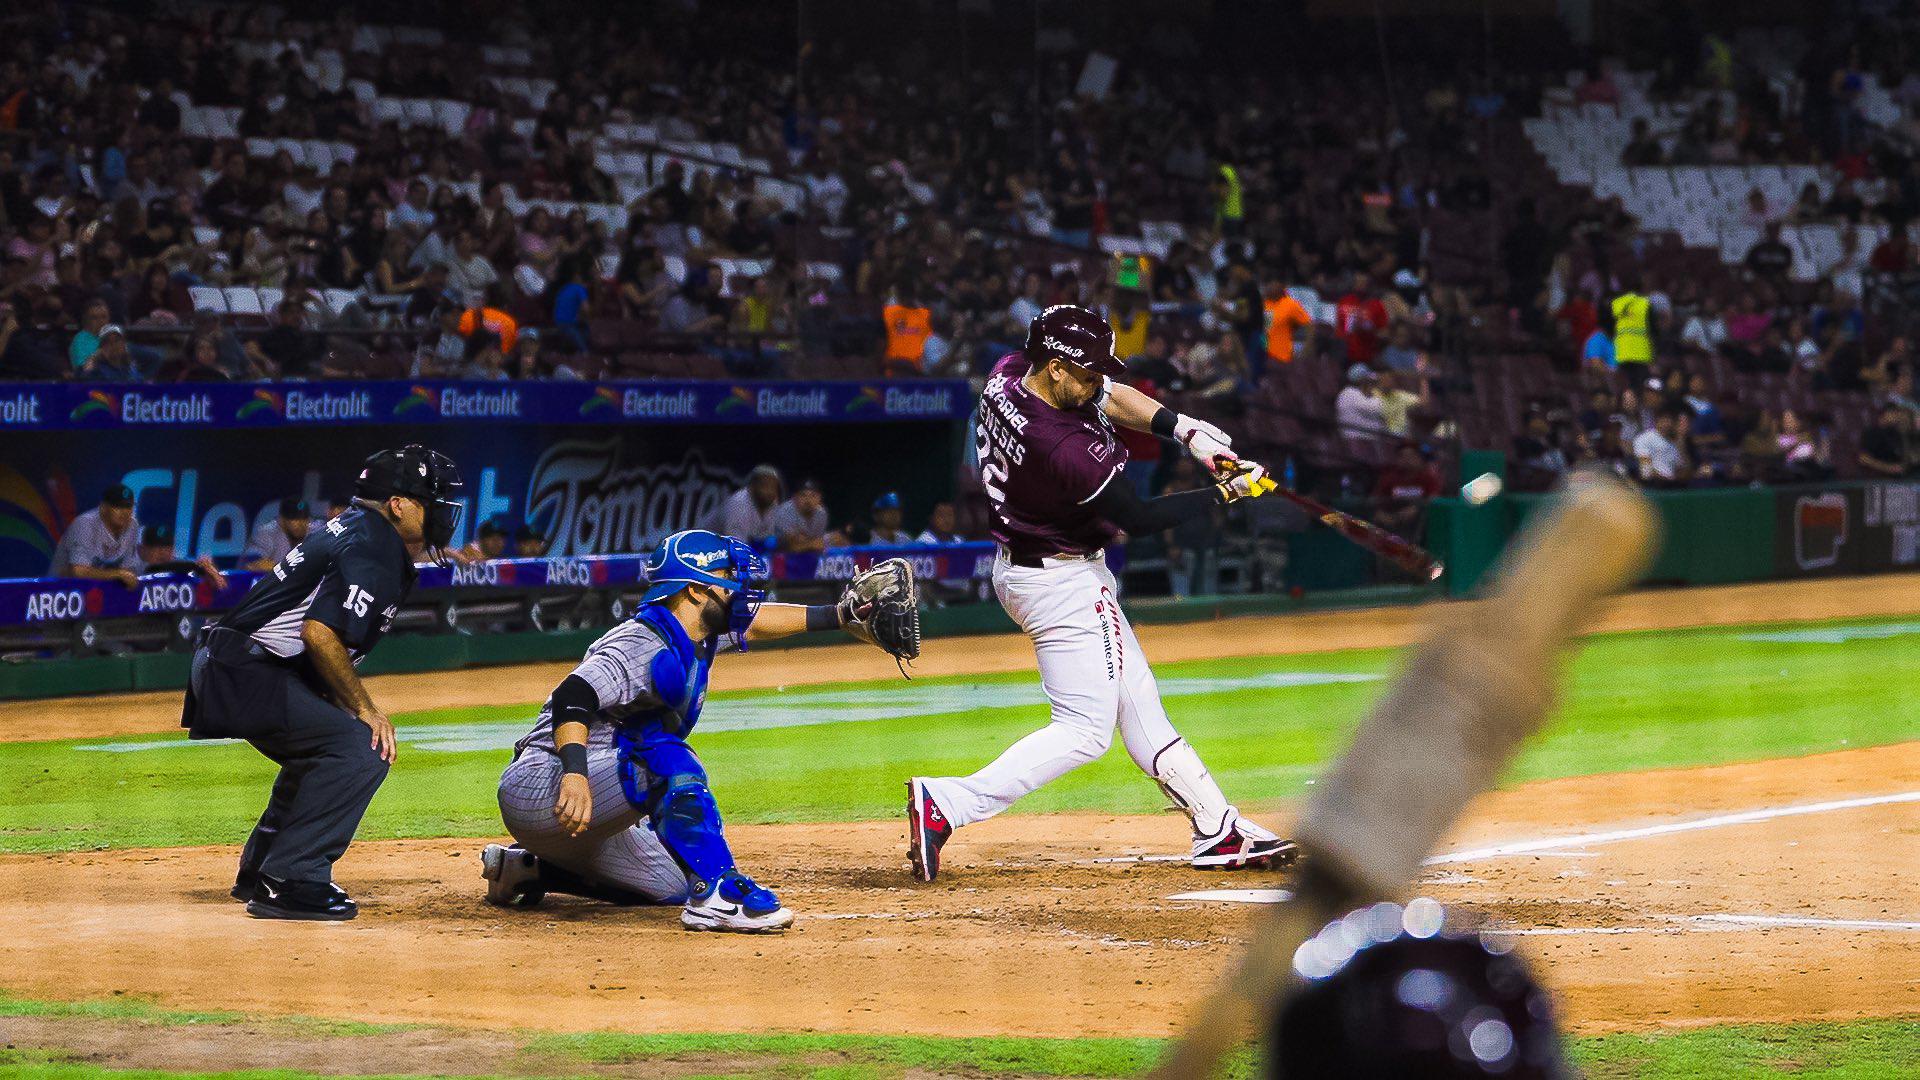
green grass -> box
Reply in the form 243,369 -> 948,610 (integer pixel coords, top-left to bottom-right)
0,989 -> 1912,1079
3,617 -> 1918,853
1571,1018 -> 1920,1078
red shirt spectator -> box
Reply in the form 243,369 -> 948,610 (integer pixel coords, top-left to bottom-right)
1335,278 -> 1389,365
1372,455 -> 1442,504
1555,296 -> 1599,345
1871,234 -> 1914,273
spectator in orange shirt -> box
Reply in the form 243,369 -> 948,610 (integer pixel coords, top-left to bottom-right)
458,303 -> 519,354
1261,281 -> 1314,381
883,287 -> 932,376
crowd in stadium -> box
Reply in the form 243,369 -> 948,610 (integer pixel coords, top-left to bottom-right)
4,1 -> 1920,586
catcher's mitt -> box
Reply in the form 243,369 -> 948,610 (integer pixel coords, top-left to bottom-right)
839,557 -> 921,676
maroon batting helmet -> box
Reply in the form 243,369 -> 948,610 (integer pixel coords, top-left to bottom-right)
1023,304 -> 1124,378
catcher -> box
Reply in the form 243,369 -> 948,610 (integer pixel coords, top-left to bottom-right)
482,528 -> 918,932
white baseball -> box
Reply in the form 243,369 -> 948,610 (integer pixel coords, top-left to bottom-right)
1462,472 -> 1503,506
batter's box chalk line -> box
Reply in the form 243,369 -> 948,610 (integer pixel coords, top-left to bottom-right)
1156,896 -> 1920,934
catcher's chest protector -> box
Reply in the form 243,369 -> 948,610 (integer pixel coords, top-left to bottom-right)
625,604 -> 716,734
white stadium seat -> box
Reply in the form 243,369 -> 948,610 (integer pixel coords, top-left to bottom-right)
224,288 -> 263,317
188,286 -> 227,314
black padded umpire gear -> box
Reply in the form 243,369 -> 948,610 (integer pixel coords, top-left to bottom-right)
355,444 -> 465,551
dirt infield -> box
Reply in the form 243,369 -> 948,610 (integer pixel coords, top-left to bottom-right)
1,742 -> 1914,1047
10,571 -> 1920,743
2,573 -> 1917,1071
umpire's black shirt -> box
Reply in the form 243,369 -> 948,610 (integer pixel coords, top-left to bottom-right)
216,506 -> 416,666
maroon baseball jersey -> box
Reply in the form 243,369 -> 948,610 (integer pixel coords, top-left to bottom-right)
976,352 -> 1128,558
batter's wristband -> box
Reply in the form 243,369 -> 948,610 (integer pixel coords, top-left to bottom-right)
1150,406 -> 1177,439
557,742 -> 588,776
805,604 -> 842,631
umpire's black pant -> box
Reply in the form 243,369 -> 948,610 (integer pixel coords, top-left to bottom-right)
188,638 -> 389,886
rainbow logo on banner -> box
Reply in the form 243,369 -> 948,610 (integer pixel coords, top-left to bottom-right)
580,386 -> 619,416
69,390 -> 117,422
845,386 -> 885,414
394,385 -> 438,417
0,463 -> 70,569
236,388 -> 283,421
716,386 -> 755,415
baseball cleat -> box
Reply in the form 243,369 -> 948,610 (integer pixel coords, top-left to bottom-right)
480,843 -> 547,908
246,876 -> 358,921
906,778 -> 952,883
681,870 -> 793,932
230,867 -> 259,903
1192,828 -> 1299,871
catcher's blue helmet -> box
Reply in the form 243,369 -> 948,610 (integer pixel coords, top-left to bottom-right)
642,529 -> 769,646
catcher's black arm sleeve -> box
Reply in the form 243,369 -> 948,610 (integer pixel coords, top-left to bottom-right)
1088,477 -> 1223,534
549,674 -> 597,728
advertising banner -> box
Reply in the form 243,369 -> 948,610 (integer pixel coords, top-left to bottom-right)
0,379 -> 969,431
0,407 -> 965,577
1771,479 -> 1920,579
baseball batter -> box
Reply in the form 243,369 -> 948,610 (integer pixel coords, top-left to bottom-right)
908,305 -> 1295,881
483,529 -> 918,932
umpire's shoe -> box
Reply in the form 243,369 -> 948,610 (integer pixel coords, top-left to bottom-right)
480,843 -> 547,908
246,876 -> 358,921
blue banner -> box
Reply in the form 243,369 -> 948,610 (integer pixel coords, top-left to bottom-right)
0,406 -> 966,579
0,379 -> 972,431
0,543 -> 996,627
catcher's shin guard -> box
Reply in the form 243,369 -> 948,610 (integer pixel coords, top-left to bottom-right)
651,777 -> 736,886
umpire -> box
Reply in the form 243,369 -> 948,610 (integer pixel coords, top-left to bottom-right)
183,445 -> 464,920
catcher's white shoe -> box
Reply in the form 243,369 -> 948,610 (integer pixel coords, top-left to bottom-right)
681,870 -> 794,932
480,843 -> 546,908
1191,819 -> 1299,871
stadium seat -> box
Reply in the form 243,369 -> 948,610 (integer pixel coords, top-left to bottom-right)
323,290 -> 360,317
188,286 -> 227,314
224,288 -> 264,319
257,288 -> 285,316
370,98 -> 405,127
432,99 -> 471,136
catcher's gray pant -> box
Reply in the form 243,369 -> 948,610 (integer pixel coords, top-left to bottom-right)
497,748 -> 689,903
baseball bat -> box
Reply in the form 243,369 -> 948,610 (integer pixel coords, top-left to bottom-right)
1144,473 -> 1659,1078
1232,464 -> 1443,581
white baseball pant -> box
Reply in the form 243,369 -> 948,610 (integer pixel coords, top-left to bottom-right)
919,551 -> 1247,845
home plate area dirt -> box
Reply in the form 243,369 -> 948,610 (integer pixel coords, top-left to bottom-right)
2,742 -> 1913,1069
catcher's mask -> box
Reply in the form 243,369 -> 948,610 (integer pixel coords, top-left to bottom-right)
355,444 -> 465,565
642,529 -> 769,650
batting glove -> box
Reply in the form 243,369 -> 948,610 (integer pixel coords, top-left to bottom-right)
1174,413 -> 1236,471
1215,460 -> 1278,503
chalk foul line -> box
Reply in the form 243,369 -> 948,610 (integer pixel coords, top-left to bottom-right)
1427,790 -> 1920,865
1084,790 -> 1920,869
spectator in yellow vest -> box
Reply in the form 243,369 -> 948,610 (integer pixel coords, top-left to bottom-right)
1110,295 -> 1150,361
1611,284 -> 1653,367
